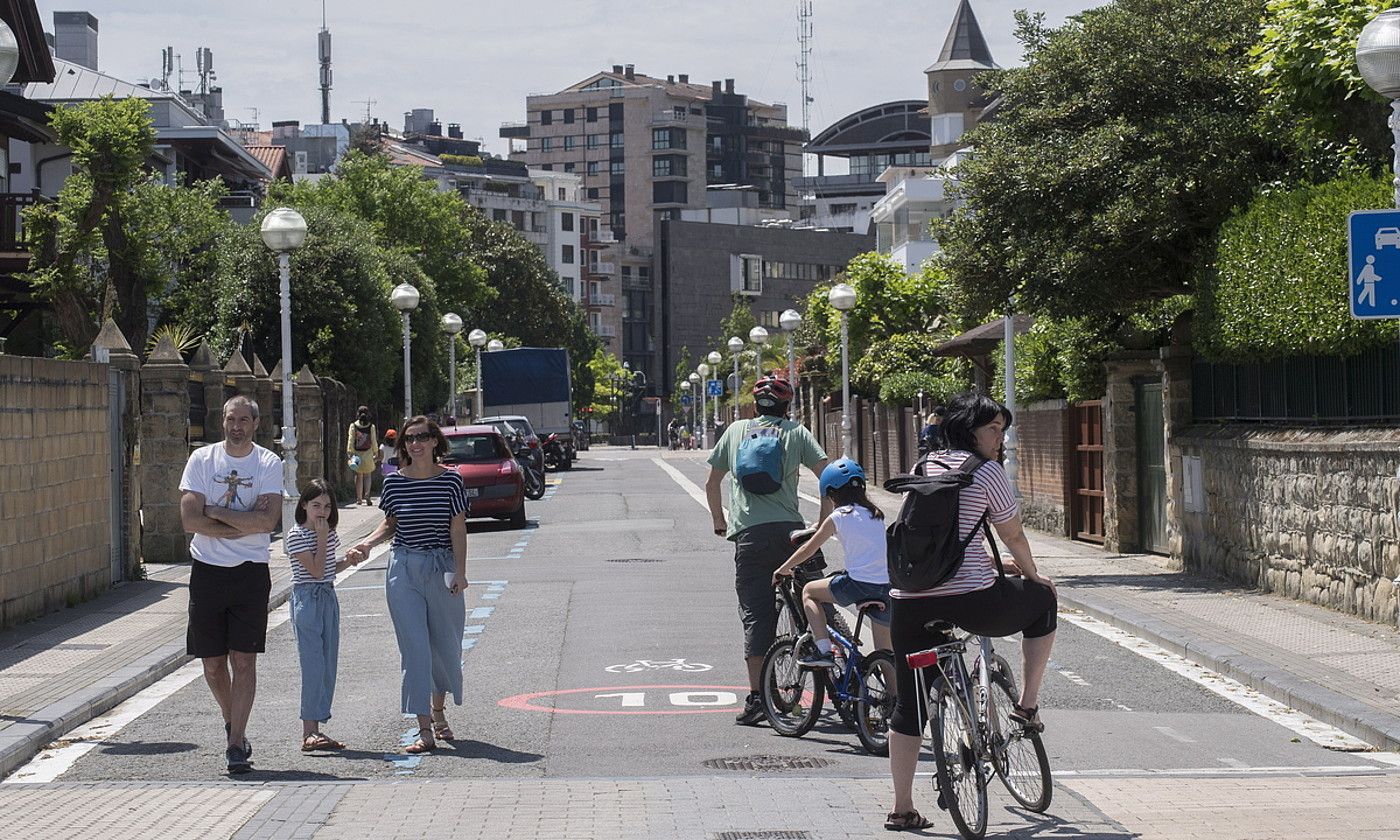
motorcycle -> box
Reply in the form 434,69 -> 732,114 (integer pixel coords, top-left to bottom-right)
542,432 -> 571,471
512,433 -> 547,500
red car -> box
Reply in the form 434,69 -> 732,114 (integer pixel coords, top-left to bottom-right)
441,425 -> 527,528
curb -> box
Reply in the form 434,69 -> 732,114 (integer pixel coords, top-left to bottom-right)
1057,586 -> 1400,753
0,517 -> 380,781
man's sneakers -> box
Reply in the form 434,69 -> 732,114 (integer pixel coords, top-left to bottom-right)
225,743 -> 252,775
797,651 -> 835,669
735,692 -> 765,726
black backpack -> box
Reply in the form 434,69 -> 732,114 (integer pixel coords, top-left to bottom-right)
884,454 -> 1004,591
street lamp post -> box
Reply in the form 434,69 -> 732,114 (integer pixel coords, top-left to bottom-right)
749,326 -> 769,385
442,313 -> 463,422
390,283 -> 420,423
828,282 -> 857,456
697,363 -> 711,448
688,372 -> 702,448
680,380 -> 693,446
467,328 -> 487,420
259,207 -> 308,531
780,309 -> 802,421
707,351 -> 722,428
727,336 -> 743,422
1003,297 -> 1019,496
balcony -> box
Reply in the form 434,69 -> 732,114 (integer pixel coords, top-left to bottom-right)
585,228 -> 617,245
594,323 -> 617,338
651,110 -> 690,126
499,121 -> 530,139
586,261 -> 616,278
587,292 -> 616,307
0,192 -> 47,261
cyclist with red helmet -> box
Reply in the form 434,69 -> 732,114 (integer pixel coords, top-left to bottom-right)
705,375 -> 830,726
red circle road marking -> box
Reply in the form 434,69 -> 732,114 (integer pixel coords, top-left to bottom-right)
498,684 -> 752,715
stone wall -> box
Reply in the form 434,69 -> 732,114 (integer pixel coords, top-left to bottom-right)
0,355 -> 112,627
1176,426 -> 1400,623
1016,400 -> 1072,537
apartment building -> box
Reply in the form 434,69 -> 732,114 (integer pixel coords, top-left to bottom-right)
501,64 -> 805,384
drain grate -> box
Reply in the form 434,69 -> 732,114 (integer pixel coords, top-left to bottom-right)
605,558 -> 665,563
701,754 -> 833,772
712,833 -> 812,840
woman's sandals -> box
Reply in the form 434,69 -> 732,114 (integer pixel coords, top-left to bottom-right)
404,727 -> 436,754
884,810 -> 933,831
301,732 -> 346,752
430,707 -> 455,741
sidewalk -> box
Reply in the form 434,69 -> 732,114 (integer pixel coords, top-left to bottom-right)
867,483 -> 1400,752
0,502 -> 383,779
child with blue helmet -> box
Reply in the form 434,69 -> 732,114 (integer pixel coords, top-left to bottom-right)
772,456 -> 892,662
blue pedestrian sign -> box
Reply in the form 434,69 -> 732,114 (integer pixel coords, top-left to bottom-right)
706,379 -> 723,397
1348,210 -> 1400,319
681,395 -> 693,406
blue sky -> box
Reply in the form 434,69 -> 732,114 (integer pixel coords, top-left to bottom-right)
40,1 -> 1104,154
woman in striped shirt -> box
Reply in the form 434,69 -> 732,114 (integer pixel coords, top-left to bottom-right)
348,416 -> 469,755
885,392 -> 1057,832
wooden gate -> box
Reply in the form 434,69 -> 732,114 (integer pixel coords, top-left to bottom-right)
1071,401 -> 1105,544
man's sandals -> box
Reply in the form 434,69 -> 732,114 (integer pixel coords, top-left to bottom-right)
884,810 -> 933,831
300,732 -> 346,752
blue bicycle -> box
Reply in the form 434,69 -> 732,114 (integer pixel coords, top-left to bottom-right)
760,570 -> 896,756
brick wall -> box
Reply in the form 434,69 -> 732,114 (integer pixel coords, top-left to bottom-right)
1015,400 -> 1072,537
0,356 -> 112,627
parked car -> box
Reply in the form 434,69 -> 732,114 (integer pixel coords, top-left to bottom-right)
478,415 -> 544,473
440,425 -> 526,529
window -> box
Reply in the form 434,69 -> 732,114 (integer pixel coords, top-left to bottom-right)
608,102 -> 624,121
511,210 -> 525,229
610,161 -> 625,175
540,110 -> 553,126
739,255 -> 762,294
587,187 -> 599,199
586,107 -> 598,122
558,188 -> 567,201
638,266 -> 649,280
587,133 -> 602,149
564,135 -> 577,150
540,163 -> 553,171
587,161 -> 600,175
652,128 -> 670,150
652,155 -> 687,177
492,208 -> 507,222
561,212 -> 574,231
561,244 -> 575,264
563,162 -> 575,172
540,136 -> 553,151
830,202 -> 858,215
563,108 -> 575,124
610,132 -> 624,148
652,182 -> 687,204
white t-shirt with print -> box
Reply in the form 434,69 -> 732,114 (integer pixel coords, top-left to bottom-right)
179,442 -> 283,567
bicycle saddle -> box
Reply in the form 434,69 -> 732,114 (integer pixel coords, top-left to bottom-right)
923,619 -> 956,634
856,600 -> 887,612
788,526 -> 818,545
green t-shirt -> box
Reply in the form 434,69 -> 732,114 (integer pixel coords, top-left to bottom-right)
707,415 -> 828,540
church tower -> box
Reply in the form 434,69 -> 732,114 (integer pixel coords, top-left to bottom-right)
925,0 -> 998,160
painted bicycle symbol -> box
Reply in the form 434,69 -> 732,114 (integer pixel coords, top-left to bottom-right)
604,658 -> 713,673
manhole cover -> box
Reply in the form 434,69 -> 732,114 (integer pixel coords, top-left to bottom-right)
701,754 -> 833,772
712,833 -> 812,840
605,558 -> 665,563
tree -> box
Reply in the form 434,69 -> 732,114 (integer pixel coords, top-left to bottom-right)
586,348 -> 628,422
23,96 -> 230,354
935,0 -> 1287,320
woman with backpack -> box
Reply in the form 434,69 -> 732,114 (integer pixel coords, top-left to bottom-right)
346,407 -> 378,506
883,391 -> 1057,832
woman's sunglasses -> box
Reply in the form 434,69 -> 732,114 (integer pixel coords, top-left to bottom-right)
402,431 -> 435,444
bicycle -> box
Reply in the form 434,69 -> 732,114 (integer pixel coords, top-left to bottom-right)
907,620 -> 1052,839
760,584 -> 896,756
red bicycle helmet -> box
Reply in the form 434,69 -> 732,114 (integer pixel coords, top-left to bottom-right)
753,375 -> 795,408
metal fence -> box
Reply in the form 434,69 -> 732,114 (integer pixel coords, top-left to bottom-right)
1193,344 -> 1400,423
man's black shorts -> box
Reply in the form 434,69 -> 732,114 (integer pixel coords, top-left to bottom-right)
187,560 -> 271,657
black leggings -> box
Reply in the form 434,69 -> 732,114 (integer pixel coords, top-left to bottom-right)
888,578 -> 1057,737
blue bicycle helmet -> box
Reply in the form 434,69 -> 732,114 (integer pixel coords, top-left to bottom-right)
819,457 -> 867,497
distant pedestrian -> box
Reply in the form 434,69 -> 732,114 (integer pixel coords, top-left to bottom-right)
346,406 -> 379,506
705,376 -> 829,725
918,406 -> 945,455
179,395 -> 283,774
379,429 -> 399,478
286,479 -> 363,752
348,416 -> 469,754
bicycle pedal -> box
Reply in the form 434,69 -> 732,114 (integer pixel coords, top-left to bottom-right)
936,791 -> 948,811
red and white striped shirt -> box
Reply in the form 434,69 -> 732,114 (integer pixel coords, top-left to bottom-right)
890,450 -> 1019,599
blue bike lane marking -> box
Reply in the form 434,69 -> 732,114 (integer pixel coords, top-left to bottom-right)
384,578 -> 509,775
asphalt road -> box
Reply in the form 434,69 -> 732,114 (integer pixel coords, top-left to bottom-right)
42,449 -> 1391,784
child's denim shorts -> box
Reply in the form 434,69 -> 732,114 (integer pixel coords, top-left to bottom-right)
827,573 -> 892,625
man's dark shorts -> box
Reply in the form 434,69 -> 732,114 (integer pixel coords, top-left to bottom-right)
187,560 -> 271,657
734,521 -> 803,657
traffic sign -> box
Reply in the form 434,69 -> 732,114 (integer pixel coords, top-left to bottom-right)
1348,210 -> 1400,319
680,395 -> 693,406
706,379 -> 723,397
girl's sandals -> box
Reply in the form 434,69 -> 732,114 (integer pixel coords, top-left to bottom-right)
430,707 -> 455,741
301,732 -> 346,752
404,727 -> 436,754
1009,704 -> 1045,733
884,810 -> 933,831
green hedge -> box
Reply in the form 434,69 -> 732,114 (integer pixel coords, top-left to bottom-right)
1196,172 -> 1400,361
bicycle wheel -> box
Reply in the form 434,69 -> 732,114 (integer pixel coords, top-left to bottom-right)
774,589 -> 802,643
760,637 -> 824,736
853,650 -> 895,756
987,668 -> 1052,812
827,610 -> 858,726
930,684 -> 988,840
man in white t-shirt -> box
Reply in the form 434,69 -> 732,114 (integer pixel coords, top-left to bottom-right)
179,395 -> 283,774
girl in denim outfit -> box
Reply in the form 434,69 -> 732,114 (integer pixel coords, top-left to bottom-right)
286,479 -> 360,751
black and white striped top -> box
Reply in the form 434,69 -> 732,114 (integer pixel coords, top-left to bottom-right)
379,470 -> 469,549
285,525 -> 340,585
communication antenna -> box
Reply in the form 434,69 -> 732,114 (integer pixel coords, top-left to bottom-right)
797,0 -> 814,174
354,99 -> 377,123
196,47 -> 215,96
318,0 -> 333,125
159,46 -> 173,91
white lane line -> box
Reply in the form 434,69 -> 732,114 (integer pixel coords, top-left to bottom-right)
1057,669 -> 1091,687
652,458 -> 710,511
1103,699 -> 1134,712
1062,610 -> 1376,754
4,546 -> 387,784
1154,725 -> 1197,744
1218,757 -> 1248,769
